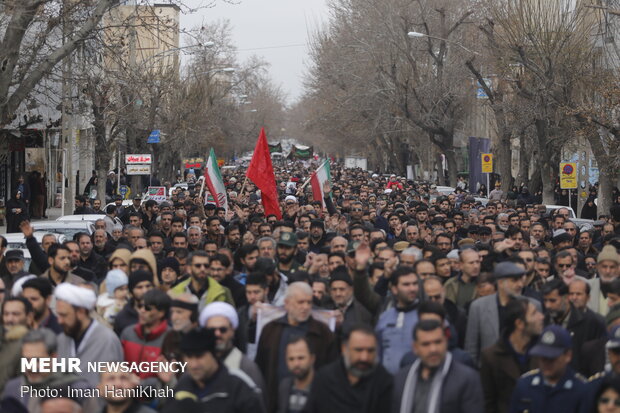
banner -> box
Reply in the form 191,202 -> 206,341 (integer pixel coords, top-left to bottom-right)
268,142 -> 283,153
288,145 -> 314,160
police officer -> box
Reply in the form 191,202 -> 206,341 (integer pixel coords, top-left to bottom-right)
510,325 -> 587,413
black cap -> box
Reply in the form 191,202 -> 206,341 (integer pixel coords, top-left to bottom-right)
254,257 -> 276,275
128,270 -> 153,291
5,250 -> 24,261
179,328 -> 216,355
310,219 -> 324,230
329,266 -> 353,286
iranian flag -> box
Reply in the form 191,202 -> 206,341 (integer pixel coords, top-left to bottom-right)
204,148 -> 228,213
310,160 -> 331,206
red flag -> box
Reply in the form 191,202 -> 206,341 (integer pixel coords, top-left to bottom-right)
246,128 -> 282,219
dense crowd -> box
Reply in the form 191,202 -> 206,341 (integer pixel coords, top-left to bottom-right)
1,163 -> 620,413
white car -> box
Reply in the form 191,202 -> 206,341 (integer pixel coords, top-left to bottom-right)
545,205 -> 594,229
57,214 -> 123,226
30,221 -> 95,237
4,232 -> 67,249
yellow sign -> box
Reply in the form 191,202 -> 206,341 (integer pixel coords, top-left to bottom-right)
560,162 -> 577,189
481,153 -> 493,173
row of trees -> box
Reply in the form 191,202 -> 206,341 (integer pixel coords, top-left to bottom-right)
0,1 -> 287,198
292,0 -> 620,211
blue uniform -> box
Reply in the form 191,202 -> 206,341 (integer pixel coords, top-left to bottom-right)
509,368 -> 587,413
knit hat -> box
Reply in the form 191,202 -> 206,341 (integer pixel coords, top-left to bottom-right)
159,257 -> 180,275
199,302 -> 239,329
105,270 -> 128,298
598,245 -> 620,264
179,328 -> 216,355
128,270 -> 153,291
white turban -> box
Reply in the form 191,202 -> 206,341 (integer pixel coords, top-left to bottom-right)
199,302 -> 239,330
11,275 -> 36,297
54,283 -> 97,310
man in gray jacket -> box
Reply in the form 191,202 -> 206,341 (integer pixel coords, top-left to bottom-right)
392,319 -> 484,413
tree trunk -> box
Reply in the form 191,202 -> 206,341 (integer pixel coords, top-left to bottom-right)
497,131 -> 513,193
598,169 -> 615,219
541,161 -> 556,205
445,149 -> 458,187
517,136 -> 529,187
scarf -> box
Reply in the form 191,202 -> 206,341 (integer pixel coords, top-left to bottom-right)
399,352 -> 452,413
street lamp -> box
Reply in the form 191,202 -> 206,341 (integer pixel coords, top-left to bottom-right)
407,31 -> 479,55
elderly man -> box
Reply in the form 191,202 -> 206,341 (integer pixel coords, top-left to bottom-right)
199,302 -> 266,397
327,267 -> 373,336
589,245 -> 620,315
0,297 -> 32,390
256,282 -> 338,413
55,283 -> 123,387
305,325 -> 393,413
1,250 -> 29,292
466,262 -> 541,365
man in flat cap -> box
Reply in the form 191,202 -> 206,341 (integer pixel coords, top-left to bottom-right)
465,262 -> 542,366
55,283 -> 123,387
1,250 -> 29,293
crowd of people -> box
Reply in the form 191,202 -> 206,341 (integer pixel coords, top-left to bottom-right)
1,162 -> 620,412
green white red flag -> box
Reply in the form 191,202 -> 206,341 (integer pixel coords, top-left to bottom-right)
310,160 -> 331,206
204,148 -> 228,213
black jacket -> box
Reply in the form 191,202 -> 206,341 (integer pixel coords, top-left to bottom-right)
78,251 -> 107,283
545,304 -> 606,375
172,365 -> 264,413
114,301 -> 139,335
304,358 -> 393,413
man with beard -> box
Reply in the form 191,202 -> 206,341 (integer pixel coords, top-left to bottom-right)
39,244 -> 85,288
225,224 -> 242,253
168,293 -> 199,333
1,250 -> 29,291
21,278 -> 61,333
393,319 -> 484,413
308,220 -> 327,253
305,325 -> 393,413
256,282 -> 337,413
277,336 -> 315,413
542,279 -> 606,375
235,244 -> 260,285
0,297 -> 32,390
97,371 -> 156,413
200,302 -> 266,397
55,283 -> 123,387
237,273 -> 269,359
276,232 -> 301,278
589,245 -> 620,315
170,251 -> 232,310
209,254 -> 246,307
1,329 -> 97,413
375,266 -> 420,374
171,328 -> 264,412
76,232 -> 106,282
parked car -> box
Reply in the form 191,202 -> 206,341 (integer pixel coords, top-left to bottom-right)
57,214 -> 122,226
29,221 -> 95,238
545,205 -> 594,229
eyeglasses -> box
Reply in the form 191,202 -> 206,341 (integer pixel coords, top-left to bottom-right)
426,294 -> 441,301
136,303 -> 154,311
207,326 -> 229,334
599,397 -> 620,407
557,263 -> 572,268
193,263 -> 209,268
351,208 -> 363,212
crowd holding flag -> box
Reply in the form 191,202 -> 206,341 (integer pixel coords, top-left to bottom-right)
246,127 -> 282,219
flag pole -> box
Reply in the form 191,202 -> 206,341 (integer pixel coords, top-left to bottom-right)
297,160 -> 327,195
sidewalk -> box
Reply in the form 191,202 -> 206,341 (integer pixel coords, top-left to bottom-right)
0,207 -> 63,235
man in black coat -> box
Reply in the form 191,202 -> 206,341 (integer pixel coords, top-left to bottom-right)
542,279 -> 606,375
172,328 -> 264,413
392,319 -> 484,413
304,324 -> 393,413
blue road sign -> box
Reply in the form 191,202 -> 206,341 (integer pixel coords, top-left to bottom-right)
147,130 -> 161,144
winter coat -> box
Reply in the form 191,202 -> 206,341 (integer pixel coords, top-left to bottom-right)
121,320 -> 170,379
304,358 -> 393,413
256,316 -> 338,413
375,304 -> 419,374
0,326 -> 29,391
6,196 -> 28,233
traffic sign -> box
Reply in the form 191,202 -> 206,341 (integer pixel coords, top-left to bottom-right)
119,185 -> 129,200
560,162 -> 577,189
481,153 -> 493,173
147,130 -> 161,144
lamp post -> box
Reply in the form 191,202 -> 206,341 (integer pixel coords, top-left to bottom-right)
407,31 -> 479,55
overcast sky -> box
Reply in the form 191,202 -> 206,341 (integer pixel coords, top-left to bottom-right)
181,0 -> 330,104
